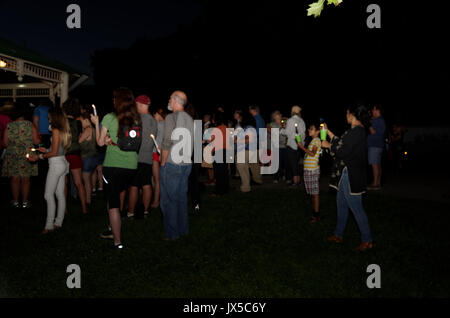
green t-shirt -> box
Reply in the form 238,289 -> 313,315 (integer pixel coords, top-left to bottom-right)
101,113 -> 138,170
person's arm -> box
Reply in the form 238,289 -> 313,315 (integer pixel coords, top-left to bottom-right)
160,115 -> 175,166
33,114 -> 40,132
332,130 -> 357,159
91,114 -> 108,146
369,127 -> 376,135
3,126 -> 8,148
32,124 -> 41,145
298,142 -> 318,157
78,126 -> 92,143
40,129 -> 61,159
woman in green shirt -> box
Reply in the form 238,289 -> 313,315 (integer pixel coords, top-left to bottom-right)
91,88 -> 141,249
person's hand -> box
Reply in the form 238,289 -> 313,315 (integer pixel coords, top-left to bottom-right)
90,114 -> 99,126
321,140 -> 331,149
297,142 -> 304,149
27,154 -> 39,162
37,147 -> 47,153
105,135 -> 112,146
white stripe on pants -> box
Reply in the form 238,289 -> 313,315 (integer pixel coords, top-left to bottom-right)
44,156 -> 69,230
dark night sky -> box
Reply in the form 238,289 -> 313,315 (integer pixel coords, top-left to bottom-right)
1,0 -> 449,125
0,0 -> 203,73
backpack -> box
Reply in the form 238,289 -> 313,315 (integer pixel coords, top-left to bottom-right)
116,121 -> 142,152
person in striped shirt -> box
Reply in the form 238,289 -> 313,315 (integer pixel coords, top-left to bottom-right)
298,122 -> 322,223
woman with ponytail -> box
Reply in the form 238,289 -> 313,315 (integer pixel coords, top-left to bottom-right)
320,104 -> 373,251
29,107 -> 71,234
90,87 -> 140,249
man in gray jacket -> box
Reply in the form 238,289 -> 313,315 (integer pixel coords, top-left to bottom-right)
160,91 -> 194,240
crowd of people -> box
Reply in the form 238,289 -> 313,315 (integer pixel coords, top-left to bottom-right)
0,90 -> 399,251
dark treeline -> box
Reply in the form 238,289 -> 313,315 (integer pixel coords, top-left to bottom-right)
74,0 -> 449,135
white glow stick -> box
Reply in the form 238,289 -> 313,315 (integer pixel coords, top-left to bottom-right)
150,134 -> 161,154
102,175 -> 108,184
92,104 -> 97,117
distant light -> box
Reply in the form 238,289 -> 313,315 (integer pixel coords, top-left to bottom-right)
0,59 -> 7,68
404,152 -> 408,155
18,84 -> 26,88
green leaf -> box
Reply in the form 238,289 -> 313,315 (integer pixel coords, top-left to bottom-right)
327,0 -> 343,6
307,0 -> 326,18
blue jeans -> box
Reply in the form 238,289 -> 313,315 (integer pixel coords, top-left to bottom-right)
160,163 -> 192,239
334,168 -> 372,242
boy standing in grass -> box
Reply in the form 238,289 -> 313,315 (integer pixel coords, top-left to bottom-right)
298,123 -> 322,223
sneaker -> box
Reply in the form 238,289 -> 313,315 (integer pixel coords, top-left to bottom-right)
112,243 -> 124,250
10,200 -> 20,208
367,185 -> 382,191
127,213 -> 134,219
144,211 -> 149,217
100,228 -> 114,239
194,204 -> 200,212
22,201 -> 32,208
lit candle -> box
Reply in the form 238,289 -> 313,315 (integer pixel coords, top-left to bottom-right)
150,134 -> 160,154
92,104 -> 97,117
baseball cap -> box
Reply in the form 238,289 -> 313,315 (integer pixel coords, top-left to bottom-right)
136,95 -> 150,105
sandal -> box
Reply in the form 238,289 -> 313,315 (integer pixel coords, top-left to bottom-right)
354,242 -> 374,251
327,235 -> 343,244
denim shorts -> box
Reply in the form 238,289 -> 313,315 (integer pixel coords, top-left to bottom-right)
82,154 -> 100,173
368,147 -> 383,165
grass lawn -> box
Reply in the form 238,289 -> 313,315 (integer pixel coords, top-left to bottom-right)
1,180 -> 450,297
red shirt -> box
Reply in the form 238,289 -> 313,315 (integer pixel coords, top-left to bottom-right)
212,124 -> 229,150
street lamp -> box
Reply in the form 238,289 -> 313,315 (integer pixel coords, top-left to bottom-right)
0,59 -> 7,68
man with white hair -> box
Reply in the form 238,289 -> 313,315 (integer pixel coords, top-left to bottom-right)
281,105 -> 306,186
160,90 -> 194,241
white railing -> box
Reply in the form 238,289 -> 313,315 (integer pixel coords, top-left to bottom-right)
24,62 -> 61,82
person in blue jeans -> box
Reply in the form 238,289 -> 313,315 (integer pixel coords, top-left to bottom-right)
160,163 -> 192,239
160,91 -> 194,241
367,104 -> 386,190
321,104 -> 373,251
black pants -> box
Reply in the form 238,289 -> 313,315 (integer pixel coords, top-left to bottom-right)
189,162 -> 201,207
287,147 -> 300,179
213,150 -> 229,195
274,147 -> 288,181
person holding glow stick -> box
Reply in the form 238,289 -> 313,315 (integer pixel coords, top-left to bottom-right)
321,104 -> 373,251
28,107 -> 71,234
297,121 -> 322,223
91,88 -> 140,249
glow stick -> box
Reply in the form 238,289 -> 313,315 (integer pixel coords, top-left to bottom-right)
92,104 -> 97,117
150,134 -> 161,154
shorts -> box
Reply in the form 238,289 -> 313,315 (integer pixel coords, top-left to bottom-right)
153,152 -> 160,163
82,154 -> 100,173
130,162 -> 153,187
102,166 -> 136,209
304,169 -> 320,195
65,154 -> 82,170
96,152 -> 106,166
368,147 -> 383,165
